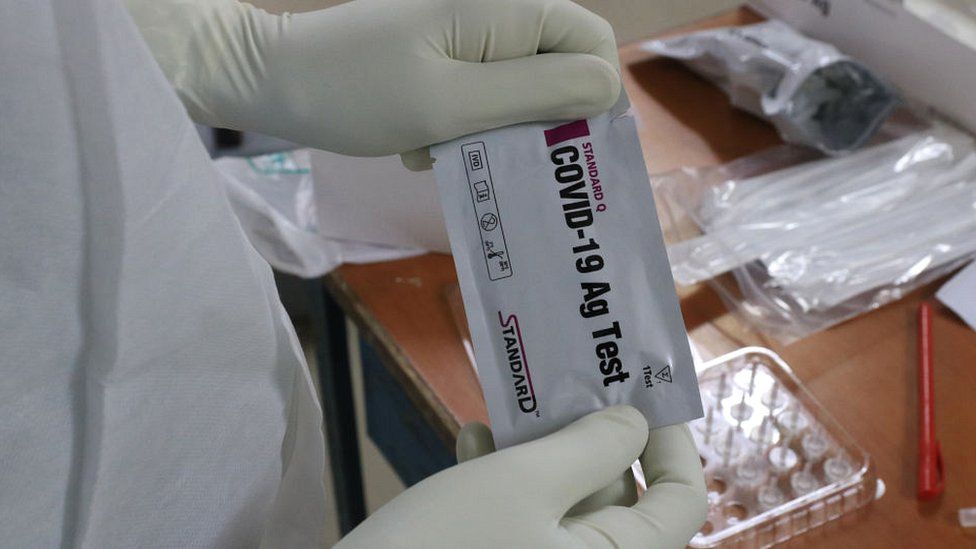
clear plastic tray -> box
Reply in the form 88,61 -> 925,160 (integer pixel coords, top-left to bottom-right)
690,347 -> 877,547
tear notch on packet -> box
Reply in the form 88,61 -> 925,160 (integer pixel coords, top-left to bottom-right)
432,97 -> 703,448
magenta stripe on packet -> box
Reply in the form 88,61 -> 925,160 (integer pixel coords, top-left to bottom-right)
543,120 -> 590,147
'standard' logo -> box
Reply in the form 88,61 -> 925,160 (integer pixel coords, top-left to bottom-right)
498,312 -> 538,414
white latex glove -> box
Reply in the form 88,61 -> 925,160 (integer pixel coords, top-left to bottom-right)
124,0 -> 620,169
336,406 -> 708,548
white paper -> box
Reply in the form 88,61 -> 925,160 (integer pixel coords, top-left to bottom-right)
937,261 -> 976,331
310,151 -> 451,253
216,151 -> 424,278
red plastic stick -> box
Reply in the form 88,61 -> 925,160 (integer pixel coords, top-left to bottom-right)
917,302 -> 944,501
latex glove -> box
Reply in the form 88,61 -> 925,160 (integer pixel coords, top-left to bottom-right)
336,406 -> 708,548
124,0 -> 620,169
457,422 -> 639,517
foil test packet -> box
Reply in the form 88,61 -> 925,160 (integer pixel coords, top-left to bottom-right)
432,99 -> 703,448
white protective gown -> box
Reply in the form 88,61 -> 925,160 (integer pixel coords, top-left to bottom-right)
0,0 -> 327,546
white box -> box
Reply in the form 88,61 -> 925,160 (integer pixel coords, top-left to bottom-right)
751,0 -> 976,134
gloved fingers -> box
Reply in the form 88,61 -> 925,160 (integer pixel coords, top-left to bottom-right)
562,483 -> 706,549
561,424 -> 707,548
638,423 -> 707,504
447,0 -> 619,72
500,405 -> 648,514
457,416 -> 639,511
434,52 -> 619,142
632,423 -> 707,542
455,421 -> 496,463
529,0 -> 620,72
566,468 -> 638,517
400,147 -> 434,171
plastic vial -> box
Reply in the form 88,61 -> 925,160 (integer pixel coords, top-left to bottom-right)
695,407 -> 725,442
824,454 -> 853,483
801,431 -> 829,462
708,372 -> 734,402
768,445 -> 799,475
730,399 -> 753,423
717,428 -> 741,466
776,409 -> 809,438
750,416 -> 781,446
757,482 -> 786,511
734,457 -> 766,489
733,363 -> 760,392
790,464 -> 819,496
761,381 -> 789,410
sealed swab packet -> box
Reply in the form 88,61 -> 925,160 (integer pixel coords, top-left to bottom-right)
642,20 -> 899,155
431,97 -> 703,448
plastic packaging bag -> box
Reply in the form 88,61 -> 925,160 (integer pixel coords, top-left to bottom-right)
655,123 -> 976,343
216,150 -> 423,277
432,99 -> 703,448
642,20 -> 899,154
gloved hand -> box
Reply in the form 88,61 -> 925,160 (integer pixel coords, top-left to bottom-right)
123,0 -> 620,169
336,406 -> 708,548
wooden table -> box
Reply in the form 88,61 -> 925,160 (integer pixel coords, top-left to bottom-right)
325,8 -> 976,547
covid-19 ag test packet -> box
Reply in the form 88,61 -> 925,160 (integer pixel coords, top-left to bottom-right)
432,97 -> 703,448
